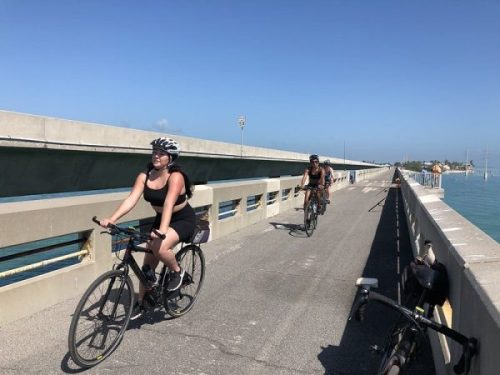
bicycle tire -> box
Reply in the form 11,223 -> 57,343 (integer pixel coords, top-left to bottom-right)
386,363 -> 401,375
304,201 -> 316,237
164,244 -> 205,317
68,269 -> 134,368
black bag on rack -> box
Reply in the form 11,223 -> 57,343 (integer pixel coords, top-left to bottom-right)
402,258 -> 449,307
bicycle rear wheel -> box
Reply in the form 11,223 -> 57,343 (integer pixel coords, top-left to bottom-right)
164,244 -> 205,317
68,269 -> 134,368
304,201 -> 316,237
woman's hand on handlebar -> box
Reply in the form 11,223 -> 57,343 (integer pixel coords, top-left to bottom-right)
150,229 -> 167,240
98,218 -> 115,229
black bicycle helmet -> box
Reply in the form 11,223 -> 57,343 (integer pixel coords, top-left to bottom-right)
309,154 -> 319,162
150,137 -> 180,163
324,159 -> 330,166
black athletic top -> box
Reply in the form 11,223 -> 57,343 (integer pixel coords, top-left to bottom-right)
308,167 -> 322,184
143,169 -> 187,207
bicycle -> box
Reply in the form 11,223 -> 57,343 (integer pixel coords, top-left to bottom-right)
68,216 -> 207,368
320,185 -> 329,215
302,186 -> 322,237
348,259 -> 478,375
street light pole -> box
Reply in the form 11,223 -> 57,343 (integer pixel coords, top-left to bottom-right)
343,140 -> 346,170
238,115 -> 246,158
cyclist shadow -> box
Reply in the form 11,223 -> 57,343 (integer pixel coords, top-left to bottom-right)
269,222 -> 308,238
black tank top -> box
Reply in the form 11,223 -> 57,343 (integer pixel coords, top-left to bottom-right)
308,167 -> 321,184
143,169 -> 186,207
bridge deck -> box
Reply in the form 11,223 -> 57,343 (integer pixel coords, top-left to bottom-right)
0,169 -> 435,374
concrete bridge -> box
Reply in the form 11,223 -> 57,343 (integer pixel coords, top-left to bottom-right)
1,111 -> 499,374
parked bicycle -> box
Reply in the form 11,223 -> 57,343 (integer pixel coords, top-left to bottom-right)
349,257 -> 478,375
302,186 -> 322,236
68,216 -> 208,368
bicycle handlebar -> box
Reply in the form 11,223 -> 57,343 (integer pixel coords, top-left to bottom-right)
350,285 -> 478,375
92,216 -> 166,241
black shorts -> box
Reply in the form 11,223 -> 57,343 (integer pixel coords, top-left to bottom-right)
152,204 -> 196,242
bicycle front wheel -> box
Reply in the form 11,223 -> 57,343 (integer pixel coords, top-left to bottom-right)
68,269 -> 134,368
164,244 -> 205,317
304,201 -> 316,237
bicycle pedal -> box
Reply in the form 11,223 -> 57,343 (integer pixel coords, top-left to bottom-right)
369,345 -> 382,354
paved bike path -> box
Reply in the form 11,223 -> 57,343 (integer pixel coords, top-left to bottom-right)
0,169 -> 434,374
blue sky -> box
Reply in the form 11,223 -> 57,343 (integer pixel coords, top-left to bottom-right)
1,0 -> 499,167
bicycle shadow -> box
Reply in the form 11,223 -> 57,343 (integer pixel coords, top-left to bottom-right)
269,222 -> 308,238
317,172 -> 435,374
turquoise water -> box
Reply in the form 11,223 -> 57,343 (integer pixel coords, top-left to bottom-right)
441,173 -> 500,243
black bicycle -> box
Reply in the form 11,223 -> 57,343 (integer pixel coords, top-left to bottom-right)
68,216 -> 207,368
349,259 -> 478,375
302,186 -> 323,236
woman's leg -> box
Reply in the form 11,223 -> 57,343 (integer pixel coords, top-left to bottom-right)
138,253 -> 160,302
303,190 -> 311,209
150,228 -> 181,272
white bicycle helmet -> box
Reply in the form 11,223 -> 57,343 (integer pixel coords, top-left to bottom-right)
150,137 -> 180,162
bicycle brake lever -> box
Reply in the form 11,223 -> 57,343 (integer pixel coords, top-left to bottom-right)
348,290 -> 368,322
453,338 -> 477,375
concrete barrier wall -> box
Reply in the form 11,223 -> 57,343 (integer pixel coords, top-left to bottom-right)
398,170 -> 500,375
1,109 -> 373,166
0,169 -> 376,325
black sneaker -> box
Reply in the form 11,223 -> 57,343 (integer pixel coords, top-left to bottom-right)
130,301 -> 145,320
166,268 -> 185,291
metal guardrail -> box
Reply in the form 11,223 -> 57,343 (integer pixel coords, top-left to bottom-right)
405,171 -> 442,189
0,234 -> 90,285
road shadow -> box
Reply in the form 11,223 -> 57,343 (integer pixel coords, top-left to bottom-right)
317,171 -> 436,374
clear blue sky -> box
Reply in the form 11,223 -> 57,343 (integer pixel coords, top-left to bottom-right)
1,0 -> 499,167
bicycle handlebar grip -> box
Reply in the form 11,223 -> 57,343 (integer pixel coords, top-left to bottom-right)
356,301 -> 367,321
92,216 -> 100,225
152,228 -> 166,240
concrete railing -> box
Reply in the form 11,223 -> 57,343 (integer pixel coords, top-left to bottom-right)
398,169 -> 500,375
1,169 -> 388,325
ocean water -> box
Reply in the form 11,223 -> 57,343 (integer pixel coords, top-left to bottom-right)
441,172 -> 500,243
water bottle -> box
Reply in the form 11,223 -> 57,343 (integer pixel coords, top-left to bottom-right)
312,203 -> 317,214
142,264 -> 157,286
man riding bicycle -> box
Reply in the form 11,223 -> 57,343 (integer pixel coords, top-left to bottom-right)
300,154 -> 325,211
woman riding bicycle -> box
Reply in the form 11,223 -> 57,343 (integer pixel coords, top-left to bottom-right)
99,137 -> 195,318
300,154 -> 325,210
323,159 -> 334,204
